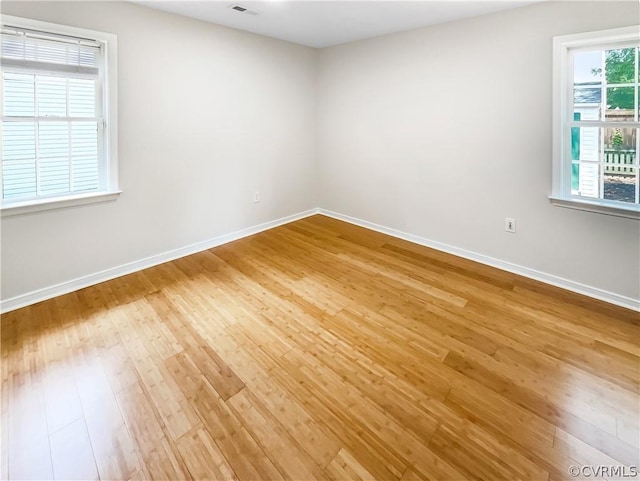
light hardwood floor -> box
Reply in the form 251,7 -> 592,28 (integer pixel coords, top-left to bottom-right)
2,214 -> 639,481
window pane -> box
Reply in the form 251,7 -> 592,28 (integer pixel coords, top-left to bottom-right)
604,168 -> 637,203
69,79 -> 95,117
605,48 -> 635,84
576,162 -> 600,198
39,122 -> 70,195
3,73 -> 35,117
37,76 -> 67,117
573,51 -> 602,120
603,127 -> 637,203
574,50 -> 602,83
604,127 -> 636,154
1,121 -> 36,199
605,86 -> 634,121
571,125 -> 600,162
573,91 -> 601,120
71,121 -> 99,192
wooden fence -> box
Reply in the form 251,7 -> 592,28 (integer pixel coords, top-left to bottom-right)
604,149 -> 636,175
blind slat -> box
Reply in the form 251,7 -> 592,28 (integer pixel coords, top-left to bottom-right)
2,116 -> 100,199
1,32 -> 100,69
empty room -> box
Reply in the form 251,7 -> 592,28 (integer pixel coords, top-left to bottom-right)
1,0 -> 639,480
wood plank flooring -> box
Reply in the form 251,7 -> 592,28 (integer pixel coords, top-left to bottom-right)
2,214 -> 639,480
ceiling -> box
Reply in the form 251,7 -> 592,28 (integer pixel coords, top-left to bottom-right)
133,1 -> 541,48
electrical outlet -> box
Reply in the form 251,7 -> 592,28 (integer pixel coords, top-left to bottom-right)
253,191 -> 260,203
505,218 -> 516,233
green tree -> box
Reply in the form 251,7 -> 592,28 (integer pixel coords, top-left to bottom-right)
612,128 -> 623,149
592,48 -> 636,109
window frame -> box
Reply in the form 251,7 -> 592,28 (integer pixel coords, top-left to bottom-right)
551,25 -> 640,220
0,15 -> 119,217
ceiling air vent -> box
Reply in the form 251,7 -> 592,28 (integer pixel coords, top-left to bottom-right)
229,4 -> 259,16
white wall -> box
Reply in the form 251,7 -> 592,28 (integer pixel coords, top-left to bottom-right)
2,1 -> 639,308
317,1 -> 640,303
0,1 -> 317,302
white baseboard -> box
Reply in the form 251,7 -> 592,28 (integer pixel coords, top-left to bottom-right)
318,209 -> 640,312
0,208 -> 320,314
3,206 -> 638,313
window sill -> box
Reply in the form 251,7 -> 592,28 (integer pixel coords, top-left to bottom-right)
549,196 -> 640,220
1,190 -> 122,218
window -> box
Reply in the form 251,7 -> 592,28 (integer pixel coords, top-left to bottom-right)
0,15 -> 118,216
552,26 -> 640,219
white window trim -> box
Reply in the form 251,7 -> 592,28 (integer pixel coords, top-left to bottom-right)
0,15 -> 119,216
0,190 -> 121,217
551,25 -> 640,220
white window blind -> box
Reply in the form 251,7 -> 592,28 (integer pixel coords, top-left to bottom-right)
1,28 -> 100,72
1,26 -> 104,202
